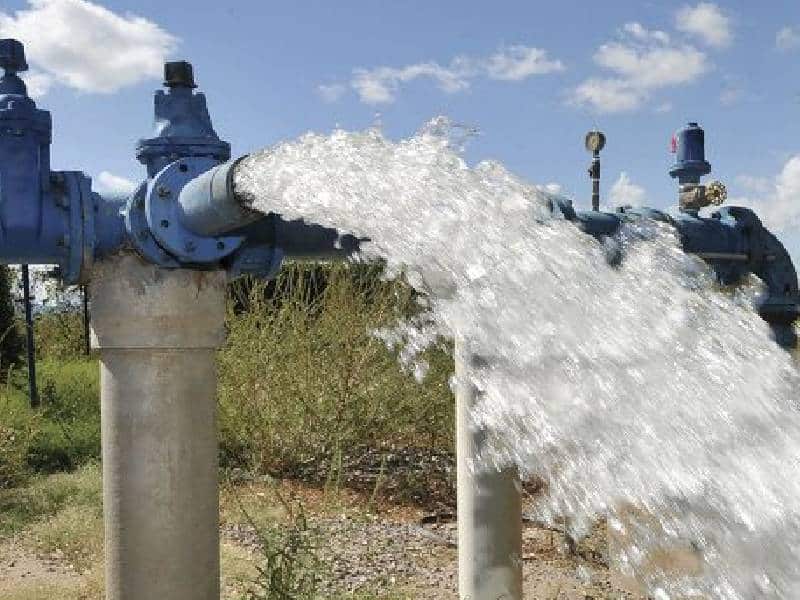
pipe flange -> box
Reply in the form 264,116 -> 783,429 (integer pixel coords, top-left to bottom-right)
146,157 -> 245,264
125,182 -> 180,268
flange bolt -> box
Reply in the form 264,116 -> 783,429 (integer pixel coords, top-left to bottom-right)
0,39 -> 28,74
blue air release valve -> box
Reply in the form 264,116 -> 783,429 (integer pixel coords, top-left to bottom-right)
554,122 -> 800,347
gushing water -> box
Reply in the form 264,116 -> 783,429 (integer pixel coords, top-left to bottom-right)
235,120 -> 800,598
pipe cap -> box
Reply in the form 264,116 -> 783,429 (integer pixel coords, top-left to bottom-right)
0,39 -> 28,74
164,61 -> 197,89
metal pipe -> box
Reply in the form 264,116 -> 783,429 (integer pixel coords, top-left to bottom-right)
177,157 -> 260,237
90,254 -> 226,600
82,285 -> 90,356
456,341 -> 523,600
591,151 -> 600,211
21,265 -> 38,408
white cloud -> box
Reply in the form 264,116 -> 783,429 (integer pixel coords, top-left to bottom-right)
675,3 -> 733,48
570,23 -> 710,113
776,26 -> 800,51
730,156 -> 800,234
20,70 -> 53,99
594,41 -> 707,88
609,172 -> 647,207
0,0 -> 177,97
334,44 -> 563,105
573,78 -> 644,113
95,171 -> 136,198
316,83 -> 347,103
484,45 -> 564,81
352,61 -> 471,104
622,22 -> 671,44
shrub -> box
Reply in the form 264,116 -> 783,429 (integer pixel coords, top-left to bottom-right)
218,263 -> 454,478
34,309 -> 88,361
26,360 -> 100,473
0,384 -> 36,488
0,265 -> 24,372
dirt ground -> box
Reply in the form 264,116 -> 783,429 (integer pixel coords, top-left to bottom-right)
0,478 -> 646,600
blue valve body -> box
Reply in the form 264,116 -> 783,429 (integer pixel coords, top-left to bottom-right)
670,122 -> 712,184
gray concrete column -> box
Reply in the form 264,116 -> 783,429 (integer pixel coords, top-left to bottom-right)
90,254 -> 227,600
456,342 -> 523,600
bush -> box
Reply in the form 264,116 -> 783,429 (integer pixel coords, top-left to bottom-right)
218,263 -> 454,478
26,360 -> 100,473
34,309 -> 88,361
0,359 -> 99,482
0,385 -> 36,488
0,265 -> 24,372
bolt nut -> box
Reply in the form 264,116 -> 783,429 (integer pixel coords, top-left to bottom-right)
157,185 -> 171,199
184,240 -> 197,253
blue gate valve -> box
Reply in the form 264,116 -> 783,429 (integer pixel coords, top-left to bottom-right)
0,38 -> 360,287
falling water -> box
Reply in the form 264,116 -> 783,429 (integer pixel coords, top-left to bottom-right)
234,119 -> 800,598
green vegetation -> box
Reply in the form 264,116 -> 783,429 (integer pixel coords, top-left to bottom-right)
0,266 -> 23,374
33,309 -> 88,361
0,360 -> 99,486
218,263 -> 454,479
0,262 -> 455,599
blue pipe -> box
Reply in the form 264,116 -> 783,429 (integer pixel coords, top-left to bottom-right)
0,39 -> 794,345
554,123 -> 800,347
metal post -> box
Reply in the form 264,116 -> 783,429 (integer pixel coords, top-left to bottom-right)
585,130 -> 605,212
456,341 -> 523,600
591,151 -> 600,211
90,254 -> 226,600
21,265 -> 38,408
82,285 -> 90,356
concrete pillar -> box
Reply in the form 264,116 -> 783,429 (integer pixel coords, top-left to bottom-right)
90,254 -> 227,600
456,342 -> 523,600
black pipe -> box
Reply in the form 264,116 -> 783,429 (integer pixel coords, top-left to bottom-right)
590,151 -> 600,211
21,265 -> 38,407
82,284 -> 90,356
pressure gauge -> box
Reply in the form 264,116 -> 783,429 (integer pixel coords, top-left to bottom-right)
585,130 -> 606,153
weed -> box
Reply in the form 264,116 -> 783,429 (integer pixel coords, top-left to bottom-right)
227,478 -> 322,600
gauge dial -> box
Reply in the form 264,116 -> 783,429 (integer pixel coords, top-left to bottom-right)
585,130 -> 606,153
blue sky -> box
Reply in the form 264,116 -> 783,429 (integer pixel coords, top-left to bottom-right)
3,0 -> 800,262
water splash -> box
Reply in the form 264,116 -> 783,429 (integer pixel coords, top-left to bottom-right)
235,119 -> 800,598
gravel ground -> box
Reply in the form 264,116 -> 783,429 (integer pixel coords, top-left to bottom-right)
223,509 -> 646,599
0,539 -> 83,594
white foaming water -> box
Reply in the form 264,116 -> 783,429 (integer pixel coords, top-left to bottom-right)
235,120 -> 800,598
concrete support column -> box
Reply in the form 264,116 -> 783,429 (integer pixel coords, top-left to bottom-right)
456,342 -> 523,600
90,254 -> 227,600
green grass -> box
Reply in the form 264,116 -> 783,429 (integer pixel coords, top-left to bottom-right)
0,360 -> 100,487
0,462 -> 101,538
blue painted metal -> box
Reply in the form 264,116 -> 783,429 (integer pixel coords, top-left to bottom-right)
0,39 -> 793,345
565,122 -> 800,347
0,39 -> 101,283
670,122 -> 712,185
135,61 -> 230,178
